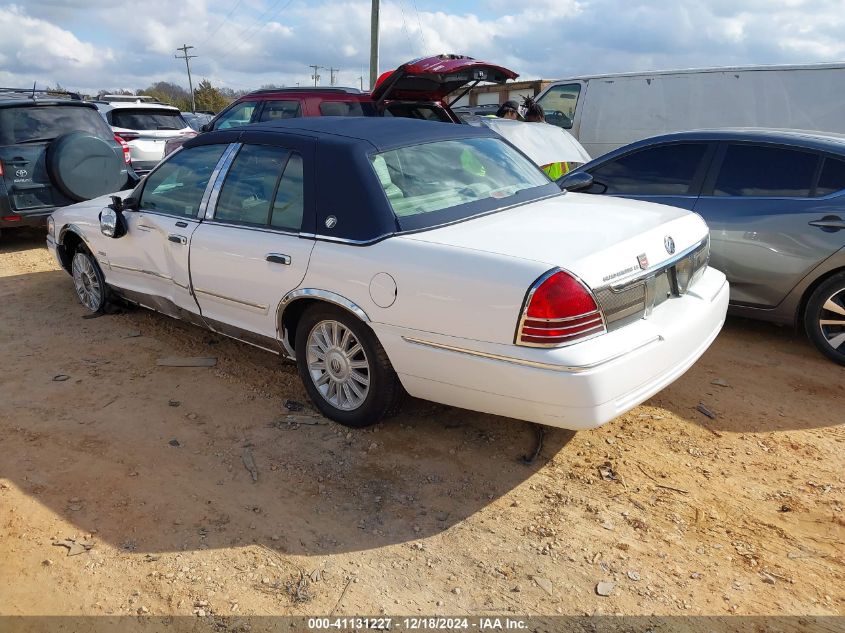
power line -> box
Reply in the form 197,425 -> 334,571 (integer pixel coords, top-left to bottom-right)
198,0 -> 246,48
175,44 -> 197,112
409,0 -> 428,51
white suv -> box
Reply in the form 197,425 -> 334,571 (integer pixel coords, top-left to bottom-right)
96,101 -> 195,174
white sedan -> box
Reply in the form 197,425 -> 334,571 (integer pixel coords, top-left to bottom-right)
47,117 -> 728,429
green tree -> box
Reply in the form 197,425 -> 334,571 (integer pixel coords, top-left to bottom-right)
193,79 -> 231,114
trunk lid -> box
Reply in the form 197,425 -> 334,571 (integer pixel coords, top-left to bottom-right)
371,54 -> 518,103
401,193 -> 709,290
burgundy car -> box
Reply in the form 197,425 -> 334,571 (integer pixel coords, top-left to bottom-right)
164,55 -> 518,156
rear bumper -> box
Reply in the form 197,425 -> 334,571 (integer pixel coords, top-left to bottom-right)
1,208 -> 53,229
375,267 -> 729,430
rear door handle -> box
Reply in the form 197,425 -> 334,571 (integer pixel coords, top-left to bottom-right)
265,253 -> 291,265
168,234 -> 187,245
175,221 -> 189,228
809,216 -> 845,232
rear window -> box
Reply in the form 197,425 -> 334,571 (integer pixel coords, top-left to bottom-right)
109,109 -> 187,131
319,101 -> 377,117
371,137 -> 550,219
0,105 -> 112,144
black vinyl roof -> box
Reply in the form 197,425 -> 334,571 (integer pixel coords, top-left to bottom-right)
182,117 -> 556,244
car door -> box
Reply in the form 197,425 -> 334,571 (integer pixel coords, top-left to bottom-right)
583,142 -> 715,211
189,137 -> 315,349
104,143 -> 228,319
693,143 -> 845,307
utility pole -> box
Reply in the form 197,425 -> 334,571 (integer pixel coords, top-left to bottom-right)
175,44 -> 197,112
369,0 -> 379,89
309,65 -> 325,86
329,67 -> 339,87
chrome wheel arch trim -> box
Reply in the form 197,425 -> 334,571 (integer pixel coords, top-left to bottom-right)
276,289 -> 371,359
278,289 -> 371,324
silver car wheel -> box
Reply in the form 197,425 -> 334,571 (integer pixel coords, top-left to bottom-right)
306,319 -> 370,411
819,288 -> 845,351
72,252 -> 102,312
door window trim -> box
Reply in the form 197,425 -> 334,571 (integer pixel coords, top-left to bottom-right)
202,142 -> 307,237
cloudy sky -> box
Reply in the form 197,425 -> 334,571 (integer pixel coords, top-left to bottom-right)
1,0 -> 844,94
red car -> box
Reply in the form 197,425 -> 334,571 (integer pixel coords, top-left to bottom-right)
164,55 -> 517,156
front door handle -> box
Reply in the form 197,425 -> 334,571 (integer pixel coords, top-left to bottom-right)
168,234 -> 187,245
809,215 -> 845,232
175,221 -> 189,228
265,253 -> 291,265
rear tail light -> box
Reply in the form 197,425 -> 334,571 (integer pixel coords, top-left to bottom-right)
0,159 -> 3,176
515,269 -> 606,347
2,215 -> 22,222
114,131 -> 140,142
114,134 -> 131,164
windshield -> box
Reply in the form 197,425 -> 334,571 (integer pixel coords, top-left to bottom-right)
371,137 -> 551,220
0,105 -> 113,144
110,109 -> 188,131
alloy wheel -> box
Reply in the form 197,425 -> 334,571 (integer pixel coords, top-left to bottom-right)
819,287 -> 845,352
72,252 -> 102,312
306,319 -> 371,411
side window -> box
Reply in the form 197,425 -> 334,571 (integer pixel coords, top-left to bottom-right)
589,143 -> 708,195
270,154 -> 304,231
714,144 -> 818,197
815,157 -> 845,197
536,83 -> 581,129
213,101 -> 258,130
258,100 -> 302,121
215,145 -> 289,225
139,144 -> 226,217
319,101 -> 376,117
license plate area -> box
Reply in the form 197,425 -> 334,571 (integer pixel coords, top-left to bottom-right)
11,190 -> 53,210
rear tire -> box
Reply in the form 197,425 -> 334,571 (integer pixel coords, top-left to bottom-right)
295,304 -> 402,427
71,247 -> 108,313
803,272 -> 845,366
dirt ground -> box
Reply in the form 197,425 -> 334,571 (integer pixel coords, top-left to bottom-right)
0,228 -> 843,620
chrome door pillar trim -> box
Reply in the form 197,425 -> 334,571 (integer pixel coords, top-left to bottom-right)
202,143 -> 242,220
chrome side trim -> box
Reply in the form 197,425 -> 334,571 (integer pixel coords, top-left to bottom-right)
203,143 -> 242,220
110,263 -> 172,281
193,287 -> 268,311
604,237 -> 709,292
402,335 -> 664,373
278,288 -> 371,323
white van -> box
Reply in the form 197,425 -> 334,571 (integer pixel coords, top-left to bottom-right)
535,62 -> 845,158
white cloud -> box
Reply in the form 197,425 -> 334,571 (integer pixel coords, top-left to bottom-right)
1,0 -> 844,94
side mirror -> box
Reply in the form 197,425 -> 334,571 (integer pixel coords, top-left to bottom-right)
100,202 -> 127,239
556,171 -> 594,192
200,123 -> 212,132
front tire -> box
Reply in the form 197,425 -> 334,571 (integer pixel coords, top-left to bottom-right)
71,248 -> 108,313
295,304 -> 402,427
804,272 -> 845,366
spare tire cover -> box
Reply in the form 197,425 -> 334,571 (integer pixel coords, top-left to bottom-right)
47,132 -> 124,202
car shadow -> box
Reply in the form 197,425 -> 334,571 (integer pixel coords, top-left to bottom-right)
0,268 -> 574,558
649,315 -> 843,434
0,226 -> 47,254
